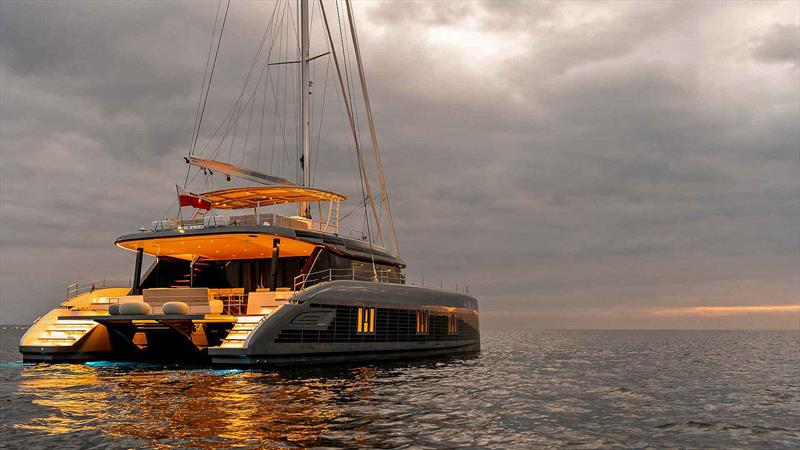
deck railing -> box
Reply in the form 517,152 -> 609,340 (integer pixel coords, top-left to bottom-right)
150,212 -> 341,235
293,268 -> 405,291
66,278 -> 131,299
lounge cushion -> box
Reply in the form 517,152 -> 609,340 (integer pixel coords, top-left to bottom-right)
162,301 -> 190,315
119,302 -> 152,315
108,304 -> 121,315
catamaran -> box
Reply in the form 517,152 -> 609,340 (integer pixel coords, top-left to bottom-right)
20,0 -> 479,365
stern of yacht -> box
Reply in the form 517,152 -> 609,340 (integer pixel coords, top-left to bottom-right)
19,286 -> 294,363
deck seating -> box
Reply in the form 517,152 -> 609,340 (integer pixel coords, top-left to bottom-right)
143,288 -> 212,314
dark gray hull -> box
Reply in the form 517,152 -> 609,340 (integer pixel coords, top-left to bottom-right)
211,343 -> 481,366
209,280 -> 480,365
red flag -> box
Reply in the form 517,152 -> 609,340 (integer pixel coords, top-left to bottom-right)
176,185 -> 212,210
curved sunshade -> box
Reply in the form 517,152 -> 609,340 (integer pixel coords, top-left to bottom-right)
201,186 -> 346,209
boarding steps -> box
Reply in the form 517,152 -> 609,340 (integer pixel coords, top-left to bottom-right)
32,319 -> 97,346
218,315 -> 265,349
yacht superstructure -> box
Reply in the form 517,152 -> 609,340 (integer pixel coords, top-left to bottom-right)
20,0 -> 479,365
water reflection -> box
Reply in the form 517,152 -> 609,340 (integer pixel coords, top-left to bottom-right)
8,332 -> 798,448
13,360 -> 444,448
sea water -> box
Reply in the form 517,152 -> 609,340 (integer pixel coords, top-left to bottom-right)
1,328 -> 797,448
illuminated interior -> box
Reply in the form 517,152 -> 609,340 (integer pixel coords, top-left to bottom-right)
116,233 -> 317,261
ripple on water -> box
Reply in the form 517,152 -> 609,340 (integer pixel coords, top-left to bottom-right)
0,329 -> 798,448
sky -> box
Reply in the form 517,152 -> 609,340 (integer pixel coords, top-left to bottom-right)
0,0 -> 798,329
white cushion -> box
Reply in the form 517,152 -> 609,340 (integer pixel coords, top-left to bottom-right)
162,302 -> 190,315
119,302 -> 152,315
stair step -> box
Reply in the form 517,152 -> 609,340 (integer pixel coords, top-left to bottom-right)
226,330 -> 252,336
215,315 -> 266,349
45,328 -> 89,334
220,341 -> 245,348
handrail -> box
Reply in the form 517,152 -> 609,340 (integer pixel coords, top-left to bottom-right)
293,267 -> 404,291
66,278 -> 131,299
148,213 -> 342,235
144,212 -> 390,245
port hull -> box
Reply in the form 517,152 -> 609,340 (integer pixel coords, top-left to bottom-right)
19,347 -> 112,363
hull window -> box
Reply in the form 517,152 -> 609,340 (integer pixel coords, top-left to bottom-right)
356,307 -> 375,333
416,310 -> 429,334
275,304 -> 480,344
448,312 -> 458,335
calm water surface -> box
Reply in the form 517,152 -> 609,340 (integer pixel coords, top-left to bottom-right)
0,328 -> 798,449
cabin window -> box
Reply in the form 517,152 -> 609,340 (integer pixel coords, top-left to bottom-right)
416,310 -> 429,334
448,312 -> 458,335
356,307 -> 375,333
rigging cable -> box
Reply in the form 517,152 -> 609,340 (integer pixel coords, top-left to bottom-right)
244,0 -> 285,169
190,0 -> 230,158
185,0 -> 229,187
189,0 -> 221,157
181,0 -> 281,198
311,56 -> 331,186
195,0 -> 282,166
228,3 -> 278,165
320,0 -> 379,274
345,0 -> 398,253
336,0 -> 381,242
203,1 -> 280,164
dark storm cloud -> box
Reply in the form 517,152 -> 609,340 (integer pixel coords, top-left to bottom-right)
751,23 -> 800,66
1,1 -> 797,328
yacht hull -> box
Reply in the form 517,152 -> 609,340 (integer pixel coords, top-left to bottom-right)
209,281 -> 480,366
210,343 -> 481,366
20,282 -> 480,366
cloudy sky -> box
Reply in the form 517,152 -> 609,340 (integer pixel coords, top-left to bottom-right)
1,0 -> 798,329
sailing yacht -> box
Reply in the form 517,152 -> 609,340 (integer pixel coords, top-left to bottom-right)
19,0 -> 479,365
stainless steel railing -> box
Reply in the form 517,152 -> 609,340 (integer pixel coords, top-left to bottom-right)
151,213 -> 340,235
66,278 -> 131,299
293,268 -> 405,291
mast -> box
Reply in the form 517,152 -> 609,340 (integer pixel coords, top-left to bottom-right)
299,0 -> 311,218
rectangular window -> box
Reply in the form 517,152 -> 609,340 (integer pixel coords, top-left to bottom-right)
356,307 -> 375,333
416,310 -> 429,334
448,312 -> 458,335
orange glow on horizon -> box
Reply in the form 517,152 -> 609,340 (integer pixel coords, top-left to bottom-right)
652,304 -> 800,317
